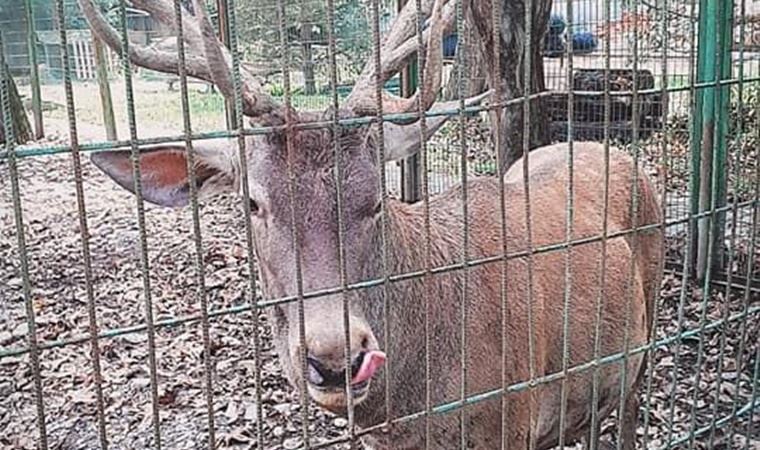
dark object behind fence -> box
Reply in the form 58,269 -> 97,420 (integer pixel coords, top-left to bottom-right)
549,68 -> 664,142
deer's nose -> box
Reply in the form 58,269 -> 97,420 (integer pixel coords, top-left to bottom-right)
302,317 -> 384,388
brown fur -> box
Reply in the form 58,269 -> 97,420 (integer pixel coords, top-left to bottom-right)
352,142 -> 663,449
91,135 -> 663,449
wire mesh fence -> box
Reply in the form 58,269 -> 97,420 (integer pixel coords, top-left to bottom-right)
0,0 -> 758,449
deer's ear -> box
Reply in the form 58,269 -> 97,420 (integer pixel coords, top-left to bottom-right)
382,91 -> 491,162
90,145 -> 236,207
382,114 -> 450,161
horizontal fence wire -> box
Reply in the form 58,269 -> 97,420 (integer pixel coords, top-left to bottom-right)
4,75 -> 760,159
1,201 -> 758,360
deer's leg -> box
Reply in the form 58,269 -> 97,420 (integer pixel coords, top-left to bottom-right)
582,421 -> 616,450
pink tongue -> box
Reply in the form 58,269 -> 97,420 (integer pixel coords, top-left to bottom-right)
351,350 -> 386,385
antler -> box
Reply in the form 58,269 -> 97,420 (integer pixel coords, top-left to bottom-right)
78,0 -> 281,117
80,0 -> 480,127
344,0 -> 456,117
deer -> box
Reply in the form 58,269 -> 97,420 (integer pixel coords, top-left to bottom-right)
79,0 -> 663,448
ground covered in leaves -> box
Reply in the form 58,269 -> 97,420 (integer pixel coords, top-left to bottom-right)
1,119 -> 758,450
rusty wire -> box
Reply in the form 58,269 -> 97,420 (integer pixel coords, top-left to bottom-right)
114,0 -> 164,446
0,30 -> 49,450
173,0 -> 217,447
274,0 -> 313,447
224,0 -> 267,446
54,0 -> 109,447
454,0 -> 471,447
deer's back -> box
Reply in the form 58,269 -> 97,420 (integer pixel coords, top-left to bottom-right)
362,143 -> 662,448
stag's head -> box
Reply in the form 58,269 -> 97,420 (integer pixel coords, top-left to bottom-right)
80,0 -> 484,412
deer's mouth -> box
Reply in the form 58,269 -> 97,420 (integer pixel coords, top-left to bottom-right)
305,351 -> 385,412
307,380 -> 372,412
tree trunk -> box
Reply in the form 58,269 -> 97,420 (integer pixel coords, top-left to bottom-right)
0,63 -> 32,145
470,0 -> 552,174
301,24 -> 316,95
443,17 -> 486,100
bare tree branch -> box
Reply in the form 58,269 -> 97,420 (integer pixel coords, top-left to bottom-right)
78,0 -> 281,116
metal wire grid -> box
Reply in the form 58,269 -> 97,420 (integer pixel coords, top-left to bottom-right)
1,0 -> 759,449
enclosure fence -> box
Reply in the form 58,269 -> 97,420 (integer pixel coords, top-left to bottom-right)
1,0 -> 759,449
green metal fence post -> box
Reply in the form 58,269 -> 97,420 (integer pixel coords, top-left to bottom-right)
692,0 -> 732,281
24,0 -> 43,139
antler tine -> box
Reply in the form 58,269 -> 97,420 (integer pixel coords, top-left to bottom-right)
345,0 -> 453,117
190,0 -> 235,99
78,0 -> 280,117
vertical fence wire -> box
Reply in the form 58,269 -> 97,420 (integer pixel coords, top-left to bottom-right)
558,0 -> 575,444
743,346 -> 760,448
665,0 -> 700,441
322,0 -> 358,444
274,0 -> 312,446
115,0 -> 163,446
588,0 -> 613,445
455,0 -> 470,447
224,0 -> 266,446
411,0 -> 435,447
642,0 -> 672,444
53,0 -> 109,447
174,1 -> 216,447
522,5 -> 538,445
369,0 -> 395,430
518,2 -> 539,448
707,0 -> 748,443
0,31 -> 49,450
726,71 -> 760,447
489,0 -> 510,447
23,0 -> 43,139
615,0 -> 644,446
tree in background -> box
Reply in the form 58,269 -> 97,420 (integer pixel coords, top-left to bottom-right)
236,0 -> 372,93
471,0 -> 552,171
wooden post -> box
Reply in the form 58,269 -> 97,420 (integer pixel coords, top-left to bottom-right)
93,34 -> 117,141
216,0 -> 236,130
24,0 -> 44,139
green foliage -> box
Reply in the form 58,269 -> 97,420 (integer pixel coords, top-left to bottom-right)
333,0 -> 371,76
236,0 -> 374,81
267,82 -> 304,97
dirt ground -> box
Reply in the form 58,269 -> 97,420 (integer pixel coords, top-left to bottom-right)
1,98 -> 759,449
